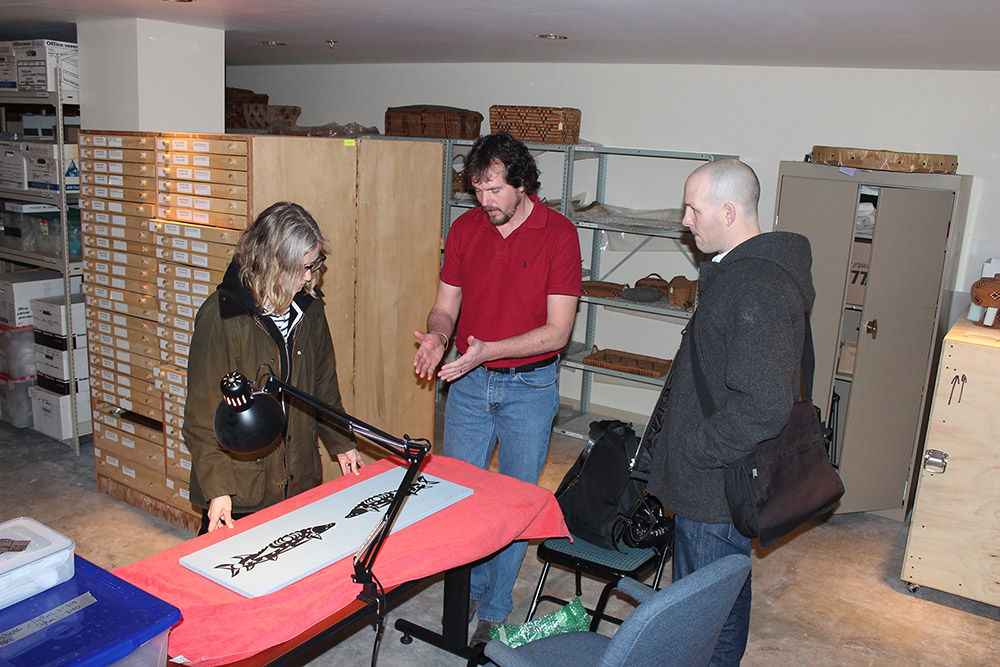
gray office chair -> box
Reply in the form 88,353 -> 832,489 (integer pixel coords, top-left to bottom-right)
483,554 -> 751,667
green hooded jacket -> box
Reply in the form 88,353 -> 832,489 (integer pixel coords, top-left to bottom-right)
183,260 -> 354,512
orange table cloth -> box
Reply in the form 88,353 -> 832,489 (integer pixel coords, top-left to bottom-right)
113,455 -> 568,666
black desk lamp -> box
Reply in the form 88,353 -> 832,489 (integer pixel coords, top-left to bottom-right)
213,370 -> 431,627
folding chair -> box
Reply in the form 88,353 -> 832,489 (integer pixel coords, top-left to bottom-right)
525,532 -> 673,632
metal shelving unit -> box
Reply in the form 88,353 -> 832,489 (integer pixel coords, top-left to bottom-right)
0,74 -> 85,453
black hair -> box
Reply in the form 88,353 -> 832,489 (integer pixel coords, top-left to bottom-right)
463,132 -> 540,195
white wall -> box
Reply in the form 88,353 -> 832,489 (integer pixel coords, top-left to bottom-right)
227,62 -> 1000,418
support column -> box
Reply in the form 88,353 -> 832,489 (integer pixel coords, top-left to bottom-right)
77,18 -> 224,133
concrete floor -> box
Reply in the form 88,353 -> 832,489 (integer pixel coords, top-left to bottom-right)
3,412 -> 998,666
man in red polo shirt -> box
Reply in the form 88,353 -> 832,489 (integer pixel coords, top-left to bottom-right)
414,132 -> 581,644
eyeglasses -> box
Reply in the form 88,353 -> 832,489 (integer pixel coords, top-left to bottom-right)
303,253 -> 326,274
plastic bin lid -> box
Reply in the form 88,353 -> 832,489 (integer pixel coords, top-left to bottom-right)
0,556 -> 182,666
0,517 -> 74,579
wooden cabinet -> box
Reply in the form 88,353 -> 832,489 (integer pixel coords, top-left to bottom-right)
81,131 -> 443,531
901,315 -> 1000,605
773,162 -> 971,517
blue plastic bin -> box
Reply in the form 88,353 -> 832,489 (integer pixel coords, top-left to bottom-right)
0,556 -> 181,666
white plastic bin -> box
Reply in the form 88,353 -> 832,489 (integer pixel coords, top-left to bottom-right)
0,517 -> 75,611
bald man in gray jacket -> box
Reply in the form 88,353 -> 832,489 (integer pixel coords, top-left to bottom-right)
642,159 -> 815,665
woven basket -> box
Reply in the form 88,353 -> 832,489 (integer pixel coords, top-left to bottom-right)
386,105 -> 483,139
634,273 -> 669,296
811,146 -> 958,174
667,276 -> 698,310
225,88 -> 269,129
581,281 -> 625,298
489,106 -> 581,144
243,104 -> 302,130
583,347 -> 671,378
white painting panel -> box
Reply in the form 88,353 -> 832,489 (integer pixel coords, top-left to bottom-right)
179,469 -> 473,597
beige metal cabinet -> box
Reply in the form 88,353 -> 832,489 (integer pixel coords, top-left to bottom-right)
901,316 -> 1000,605
773,162 -> 971,517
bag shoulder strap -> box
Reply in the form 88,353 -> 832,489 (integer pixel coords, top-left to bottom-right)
689,310 -> 816,419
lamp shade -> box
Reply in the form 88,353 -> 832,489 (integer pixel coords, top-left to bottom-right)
213,372 -> 285,454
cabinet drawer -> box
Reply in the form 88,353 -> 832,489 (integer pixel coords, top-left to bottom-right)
87,305 -> 159,338
82,160 -> 155,178
155,205 -> 247,231
157,164 -> 248,187
82,217 -> 157,244
84,290 -> 159,322
156,232 -> 237,259
86,327 -> 158,360
82,172 -> 153,190
157,136 -> 248,156
94,402 -> 165,446
83,270 -> 156,297
156,151 -> 248,171
157,192 -> 247,216
158,178 -> 247,201
157,287 -> 206,312
80,133 -> 156,150
79,196 -> 155,219
156,246 -> 231,272
80,146 -> 156,163
156,219 -> 240,246
83,232 -> 156,257
156,274 -> 216,300
85,258 -> 157,284
157,262 -> 224,287
83,246 -> 157,268
81,183 -> 155,204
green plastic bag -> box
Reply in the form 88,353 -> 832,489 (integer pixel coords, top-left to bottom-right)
488,597 -> 591,648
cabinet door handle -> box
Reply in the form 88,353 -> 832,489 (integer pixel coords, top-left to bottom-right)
866,319 -> 878,340
923,449 -> 948,474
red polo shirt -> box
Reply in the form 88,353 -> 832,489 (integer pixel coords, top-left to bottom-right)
440,194 -> 582,368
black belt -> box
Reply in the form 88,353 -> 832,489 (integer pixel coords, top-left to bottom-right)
484,355 -> 558,374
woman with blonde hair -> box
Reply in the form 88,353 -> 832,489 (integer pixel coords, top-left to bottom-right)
183,201 -> 363,534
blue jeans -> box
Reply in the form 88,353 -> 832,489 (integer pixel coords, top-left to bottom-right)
443,361 -> 559,623
673,514 -> 752,666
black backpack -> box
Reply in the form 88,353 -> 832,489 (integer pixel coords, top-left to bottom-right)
555,420 -> 644,549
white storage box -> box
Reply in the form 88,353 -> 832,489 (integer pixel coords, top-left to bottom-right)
0,269 -> 80,327
30,293 -> 85,336
0,372 -> 35,428
0,324 -> 35,379
0,517 -> 75,610
21,114 -> 81,140
29,385 -> 91,441
0,42 -> 14,91
33,343 -> 87,380
23,142 -> 79,194
0,141 -> 26,191
12,39 -> 79,93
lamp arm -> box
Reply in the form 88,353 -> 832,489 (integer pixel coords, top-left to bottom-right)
261,374 -> 429,463
259,373 -> 431,607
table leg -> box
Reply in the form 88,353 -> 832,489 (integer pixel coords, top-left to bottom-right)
395,564 -> 477,660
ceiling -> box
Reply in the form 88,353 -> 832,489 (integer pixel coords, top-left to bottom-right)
0,0 -> 998,71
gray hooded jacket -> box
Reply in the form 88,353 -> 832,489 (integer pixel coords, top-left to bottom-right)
642,231 -> 816,523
